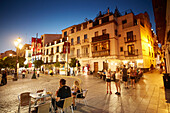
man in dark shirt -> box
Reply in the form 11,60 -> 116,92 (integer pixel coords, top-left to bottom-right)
52,79 -> 71,112
122,65 -> 128,88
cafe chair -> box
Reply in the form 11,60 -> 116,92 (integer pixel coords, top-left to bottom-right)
58,97 -> 74,113
18,92 -> 31,113
76,89 -> 88,105
37,89 -> 45,102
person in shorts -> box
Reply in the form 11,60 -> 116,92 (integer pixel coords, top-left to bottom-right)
122,65 -> 128,88
130,67 -> 136,88
115,68 -> 121,95
106,69 -> 112,94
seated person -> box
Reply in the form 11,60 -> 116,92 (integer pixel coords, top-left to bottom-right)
52,79 -> 71,112
71,81 -> 82,109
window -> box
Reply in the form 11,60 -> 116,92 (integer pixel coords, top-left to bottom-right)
84,34 -> 87,39
127,44 -> 135,55
77,49 -> 80,57
83,23 -> 87,29
122,19 -> 127,24
120,47 -> 123,52
95,31 -> 98,37
118,34 -> 121,37
56,55 -> 59,62
76,25 -> 81,31
127,31 -> 133,41
71,38 -> 74,45
102,29 -> 106,35
46,49 -> 48,55
51,48 -> 53,54
71,28 -> 74,33
64,31 -> 67,37
77,36 -> 80,44
94,46 -> 97,51
46,57 -> 48,63
56,46 -> 59,52
28,53 -> 31,57
115,30 -> 117,36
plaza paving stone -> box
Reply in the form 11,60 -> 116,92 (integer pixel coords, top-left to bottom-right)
0,70 -> 170,113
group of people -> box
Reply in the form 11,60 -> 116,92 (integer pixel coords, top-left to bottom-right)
52,79 -> 82,113
105,65 -> 138,95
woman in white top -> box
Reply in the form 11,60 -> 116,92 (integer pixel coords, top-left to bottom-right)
106,69 -> 112,94
115,68 -> 121,95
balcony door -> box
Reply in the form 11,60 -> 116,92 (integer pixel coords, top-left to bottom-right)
94,62 -> 98,73
127,44 -> 135,55
127,31 -> 133,41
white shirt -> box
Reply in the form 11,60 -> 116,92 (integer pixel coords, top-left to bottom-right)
37,71 -> 40,74
115,71 -> 121,80
106,71 -> 111,79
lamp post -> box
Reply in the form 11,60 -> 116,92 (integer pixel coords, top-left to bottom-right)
13,37 -> 23,81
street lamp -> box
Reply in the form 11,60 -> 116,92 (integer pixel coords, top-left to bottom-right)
13,37 -> 23,81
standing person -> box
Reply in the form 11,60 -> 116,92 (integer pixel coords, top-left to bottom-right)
22,70 -> 26,78
52,79 -> 71,112
50,69 -> 53,76
106,69 -> 112,94
115,68 -> 121,95
37,69 -> 40,77
122,65 -> 128,88
130,67 -> 136,88
160,63 -> 163,74
1,70 -> 7,85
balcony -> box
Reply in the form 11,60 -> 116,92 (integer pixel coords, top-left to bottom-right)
49,52 -> 54,56
124,35 -> 136,43
71,42 -> 74,45
82,39 -> 89,43
92,50 -> 110,57
124,49 -> 138,57
92,34 -> 109,43
81,53 -> 89,57
75,41 -> 81,45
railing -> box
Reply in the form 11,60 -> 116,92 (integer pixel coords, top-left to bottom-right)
92,50 -> 110,57
122,22 -> 135,29
124,35 -> 136,43
75,41 -> 81,45
81,53 -> 89,57
82,39 -> 89,43
71,42 -> 74,45
124,49 -> 138,57
92,34 -> 109,42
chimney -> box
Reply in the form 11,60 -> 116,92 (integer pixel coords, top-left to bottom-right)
99,11 -> 102,16
107,7 -> 110,14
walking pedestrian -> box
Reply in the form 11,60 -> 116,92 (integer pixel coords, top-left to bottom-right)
122,65 -> 128,88
50,69 -> 53,76
160,63 -> 163,74
22,70 -> 26,78
106,69 -> 112,94
115,68 -> 121,95
130,67 -> 136,88
37,69 -> 40,77
1,70 -> 7,85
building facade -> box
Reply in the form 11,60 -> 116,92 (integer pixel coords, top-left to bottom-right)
62,8 -> 156,72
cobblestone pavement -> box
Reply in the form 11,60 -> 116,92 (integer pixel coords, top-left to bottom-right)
0,70 -> 170,113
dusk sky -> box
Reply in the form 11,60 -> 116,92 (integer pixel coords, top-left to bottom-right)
0,0 -> 155,53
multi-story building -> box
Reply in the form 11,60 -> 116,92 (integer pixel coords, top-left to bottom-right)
0,50 -> 16,59
62,8 -> 156,72
152,0 -> 170,73
42,37 -> 67,74
24,45 -> 32,68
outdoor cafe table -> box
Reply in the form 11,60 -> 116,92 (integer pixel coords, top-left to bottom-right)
28,92 -> 52,113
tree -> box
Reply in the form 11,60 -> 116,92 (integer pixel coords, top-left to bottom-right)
33,60 -> 44,68
2,56 -> 26,69
69,58 -> 81,68
54,61 -> 60,68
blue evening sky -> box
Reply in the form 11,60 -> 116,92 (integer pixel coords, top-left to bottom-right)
0,0 -> 155,53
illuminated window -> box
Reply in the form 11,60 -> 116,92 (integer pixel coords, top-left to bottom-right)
127,44 -> 134,54
127,31 -> 133,41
